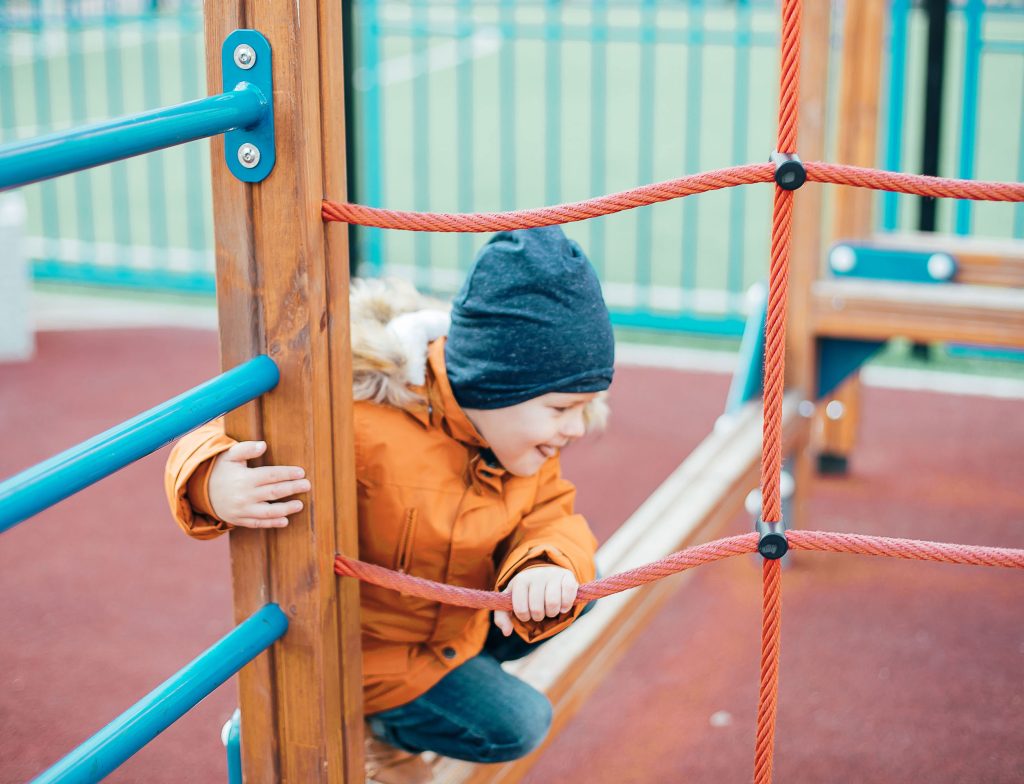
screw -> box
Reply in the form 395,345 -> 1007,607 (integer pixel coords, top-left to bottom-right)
234,44 -> 256,70
237,143 -> 261,169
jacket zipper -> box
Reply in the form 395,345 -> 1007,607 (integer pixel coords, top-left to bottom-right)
393,508 -> 418,574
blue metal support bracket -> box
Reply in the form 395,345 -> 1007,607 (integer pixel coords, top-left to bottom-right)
827,243 -> 957,284
222,30 -> 276,183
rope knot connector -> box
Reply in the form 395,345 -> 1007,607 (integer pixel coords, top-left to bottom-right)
770,151 -> 806,191
756,518 -> 789,559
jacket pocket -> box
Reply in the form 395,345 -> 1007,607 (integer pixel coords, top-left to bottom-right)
392,507 -> 418,574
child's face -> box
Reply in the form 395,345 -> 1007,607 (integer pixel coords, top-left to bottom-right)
463,391 -> 598,477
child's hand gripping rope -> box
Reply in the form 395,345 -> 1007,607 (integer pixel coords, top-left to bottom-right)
493,565 -> 579,637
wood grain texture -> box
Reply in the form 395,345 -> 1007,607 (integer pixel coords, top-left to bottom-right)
203,1 -> 361,780
820,0 -> 885,461
812,279 -> 1024,348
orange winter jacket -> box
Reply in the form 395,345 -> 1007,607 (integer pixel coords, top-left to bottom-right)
164,338 -> 598,714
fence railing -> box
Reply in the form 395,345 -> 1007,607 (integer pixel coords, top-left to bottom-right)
1,0 -> 1022,329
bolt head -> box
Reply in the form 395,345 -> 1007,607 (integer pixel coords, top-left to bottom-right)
927,252 -> 956,281
237,143 -> 261,168
830,245 -> 856,274
234,44 -> 256,70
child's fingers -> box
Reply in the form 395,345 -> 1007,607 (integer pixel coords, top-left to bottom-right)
528,581 -> 546,622
223,440 -> 267,463
493,611 -> 513,637
560,573 -> 578,614
251,465 -> 306,486
243,499 -> 303,520
257,478 -> 311,502
544,578 -> 563,618
233,517 -> 289,528
511,581 -> 531,623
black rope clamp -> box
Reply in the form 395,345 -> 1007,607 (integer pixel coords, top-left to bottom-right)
770,151 -> 806,191
756,517 -> 789,560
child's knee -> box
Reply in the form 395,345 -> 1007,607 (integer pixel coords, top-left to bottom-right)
475,692 -> 552,763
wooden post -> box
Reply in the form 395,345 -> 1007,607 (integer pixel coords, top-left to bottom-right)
203,2 -> 363,782
785,0 -> 832,528
817,0 -> 886,474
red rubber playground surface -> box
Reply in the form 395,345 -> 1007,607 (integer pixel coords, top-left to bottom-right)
1,327 -> 1023,783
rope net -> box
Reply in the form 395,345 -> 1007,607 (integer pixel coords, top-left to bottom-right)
320,0 -> 1024,778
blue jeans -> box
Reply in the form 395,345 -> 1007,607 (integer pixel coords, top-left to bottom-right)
366,604 -> 593,764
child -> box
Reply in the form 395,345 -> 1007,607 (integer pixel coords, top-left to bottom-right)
164,226 -> 614,783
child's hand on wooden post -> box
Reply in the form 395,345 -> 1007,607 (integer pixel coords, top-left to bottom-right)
207,441 -> 310,528
493,565 -> 578,637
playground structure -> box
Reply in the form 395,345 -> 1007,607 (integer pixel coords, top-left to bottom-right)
1,1 -> 1023,783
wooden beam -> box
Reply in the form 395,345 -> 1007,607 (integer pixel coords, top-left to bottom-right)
433,397 -> 810,784
812,278 -> 1024,348
820,0 -> 886,464
787,0 -> 833,527
204,2 -> 362,782
862,232 -> 1024,288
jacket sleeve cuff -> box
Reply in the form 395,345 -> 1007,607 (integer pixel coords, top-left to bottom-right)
164,425 -> 237,540
495,544 -> 595,644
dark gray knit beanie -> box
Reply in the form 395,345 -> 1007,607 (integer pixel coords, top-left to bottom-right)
445,226 -> 615,410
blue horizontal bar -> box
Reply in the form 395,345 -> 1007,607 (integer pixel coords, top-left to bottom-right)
31,259 -> 217,295
610,309 -> 746,337
0,355 -> 279,533
0,84 -> 267,191
31,604 -> 288,784
374,21 -> 778,49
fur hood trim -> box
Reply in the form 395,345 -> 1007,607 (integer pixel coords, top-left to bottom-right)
350,277 -> 609,432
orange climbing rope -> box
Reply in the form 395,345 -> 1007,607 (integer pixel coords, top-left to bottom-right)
335,531 -> 1024,614
321,163 -> 1024,232
321,0 -> 1024,777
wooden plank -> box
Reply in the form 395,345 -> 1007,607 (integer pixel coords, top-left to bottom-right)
786,0 -> 832,527
812,278 -> 1024,348
203,1 -> 361,781
433,397 -> 810,784
863,232 -> 1024,288
821,0 -> 885,464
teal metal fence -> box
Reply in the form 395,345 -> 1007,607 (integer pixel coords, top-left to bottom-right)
353,0 -> 782,336
2,0 -> 1022,333
0,0 -> 213,292
882,0 -> 1024,239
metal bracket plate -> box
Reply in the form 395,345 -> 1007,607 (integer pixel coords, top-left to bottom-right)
222,30 -> 275,183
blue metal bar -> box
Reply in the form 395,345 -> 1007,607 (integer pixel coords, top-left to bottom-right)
375,22 -> 778,49
66,13 -> 96,250
681,0 -> 704,295
955,0 -> 984,235
0,355 -> 278,532
1017,75 -> 1024,239
882,0 -> 910,231
499,0 -> 517,210
412,0 -> 431,288
457,0 -> 474,270
360,0 -> 385,274
0,83 -> 268,191
224,709 -> 243,784
727,0 -> 752,301
31,14 -> 61,242
635,0 -> 657,301
589,0 -> 608,277
142,14 -> 170,252
31,604 -> 288,784
544,0 -> 562,207
725,282 -> 767,416
104,10 -> 136,265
